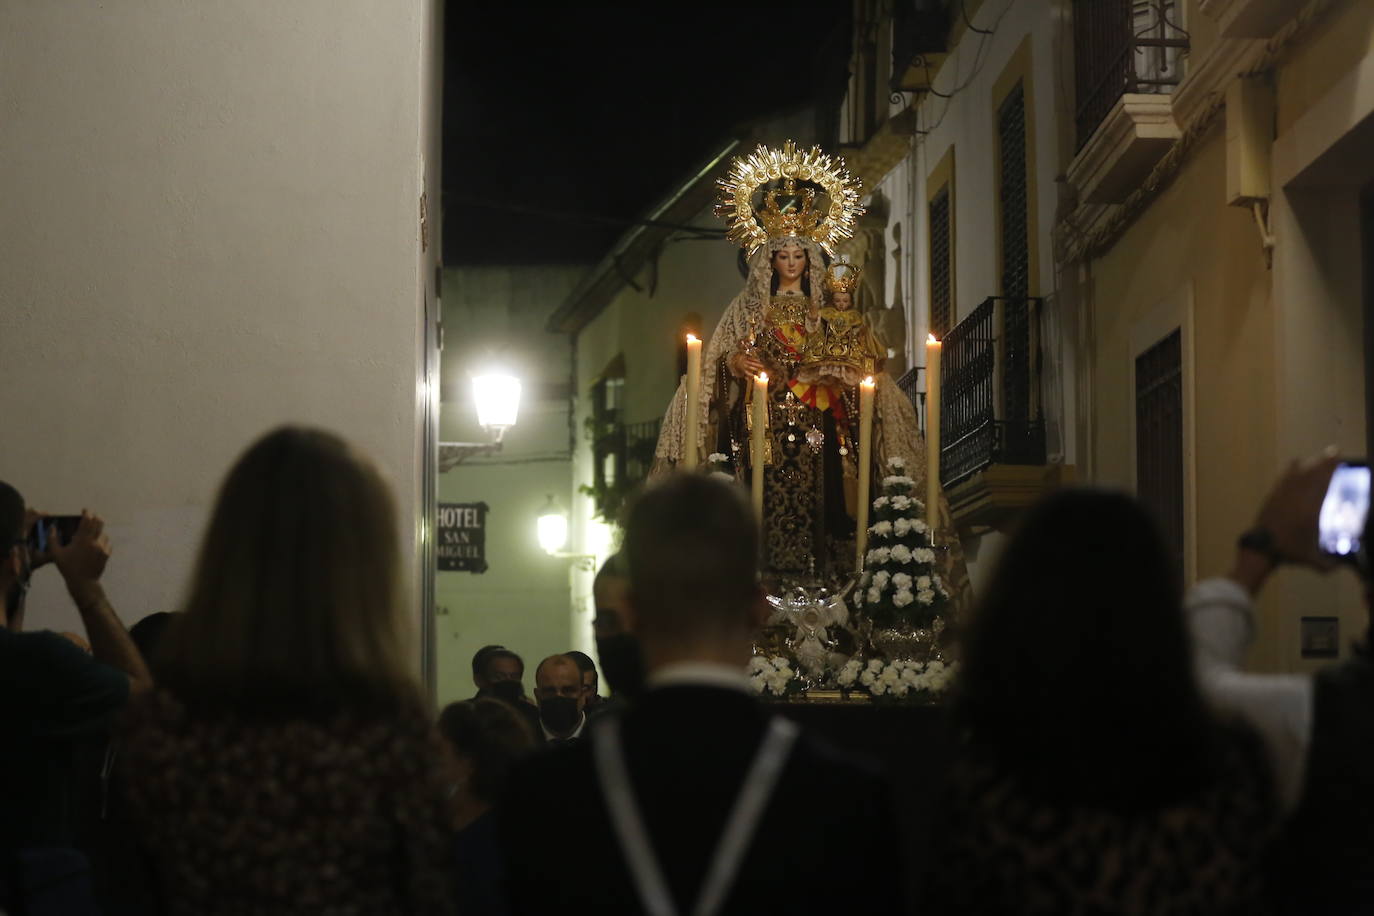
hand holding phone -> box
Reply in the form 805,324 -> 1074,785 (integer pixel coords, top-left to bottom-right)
1319,461 -> 1371,564
27,515 -> 83,555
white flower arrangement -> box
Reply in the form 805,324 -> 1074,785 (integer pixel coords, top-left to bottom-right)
913,547 -> 935,564
893,588 -> 914,608
917,588 -> 936,606
892,572 -> 913,590
873,570 -> 891,588
707,452 -> 729,465
881,475 -> 917,489
867,586 -> 881,604
841,658 -> 960,701
866,546 -> 891,565
869,520 -> 893,537
748,656 -> 799,697
890,495 -> 912,511
912,519 -> 929,534
893,517 -> 912,537
890,544 -> 913,564
916,575 -> 931,590
872,495 -> 890,510
887,456 -> 907,472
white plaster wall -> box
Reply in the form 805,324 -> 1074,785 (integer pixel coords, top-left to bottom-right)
0,3 -> 435,664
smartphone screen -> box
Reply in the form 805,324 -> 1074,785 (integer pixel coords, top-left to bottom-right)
1319,462 -> 1372,559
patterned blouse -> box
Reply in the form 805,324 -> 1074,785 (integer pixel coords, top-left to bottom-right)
121,690 -> 456,915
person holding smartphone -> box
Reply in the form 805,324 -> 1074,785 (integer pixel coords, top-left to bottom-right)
1186,452 -> 1374,912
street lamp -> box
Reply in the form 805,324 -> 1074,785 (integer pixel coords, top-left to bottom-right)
439,373 -> 522,471
536,494 -> 594,569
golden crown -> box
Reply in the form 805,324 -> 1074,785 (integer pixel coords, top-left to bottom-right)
715,140 -> 864,255
824,262 -> 862,295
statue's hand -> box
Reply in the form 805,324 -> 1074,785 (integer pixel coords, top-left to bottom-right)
729,349 -> 767,378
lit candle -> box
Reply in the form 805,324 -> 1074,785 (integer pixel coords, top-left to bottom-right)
752,372 -> 768,524
855,376 -> 875,571
926,335 -> 942,537
683,333 -> 702,470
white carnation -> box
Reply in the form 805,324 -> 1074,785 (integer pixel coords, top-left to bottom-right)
873,570 -> 891,588
880,666 -> 901,685
891,681 -> 910,697
890,495 -> 912,511
890,544 -> 913,564
867,659 -> 884,672
771,657 -> 791,672
859,670 -> 877,687
912,519 -> 929,534
748,657 -> 770,675
869,520 -> 893,537
867,547 -> 891,565
881,475 -> 916,488
914,548 -> 935,564
872,496 -> 889,509
867,586 -> 881,604
749,673 -> 767,694
893,518 -> 912,537
917,588 -> 936,605
870,680 -> 889,696
892,572 -> 913,590
916,575 -> 931,590
707,452 -> 729,464
887,456 -> 907,471
900,665 -> 920,686
893,588 -> 914,608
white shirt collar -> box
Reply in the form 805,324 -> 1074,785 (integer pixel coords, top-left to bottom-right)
541,710 -> 586,742
647,661 -> 752,694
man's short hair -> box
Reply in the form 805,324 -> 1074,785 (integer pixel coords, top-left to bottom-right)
535,653 -> 580,683
472,644 -> 523,680
593,552 -> 628,592
564,650 -> 596,675
624,474 -> 759,642
0,482 -> 24,549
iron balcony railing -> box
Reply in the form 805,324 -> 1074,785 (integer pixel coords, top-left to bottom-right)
1074,0 -> 1189,149
938,295 -> 1047,488
590,417 -> 662,521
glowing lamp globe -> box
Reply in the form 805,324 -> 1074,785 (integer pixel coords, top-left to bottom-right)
536,495 -> 569,555
472,374 -> 522,434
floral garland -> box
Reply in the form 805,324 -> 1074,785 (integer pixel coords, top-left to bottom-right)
749,654 -> 958,703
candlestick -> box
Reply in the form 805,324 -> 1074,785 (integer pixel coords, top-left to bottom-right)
683,333 -> 702,470
855,376 -> 875,571
752,372 -> 768,524
926,335 -> 942,537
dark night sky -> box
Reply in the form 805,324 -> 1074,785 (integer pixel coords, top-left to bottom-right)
442,4 -> 852,266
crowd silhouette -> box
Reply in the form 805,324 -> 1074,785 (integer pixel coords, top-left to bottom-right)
2,428 -> 1370,914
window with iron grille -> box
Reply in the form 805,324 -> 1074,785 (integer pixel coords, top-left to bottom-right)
998,83 -> 1032,428
1136,329 -> 1185,577
1073,0 -> 1189,149
928,185 -> 952,339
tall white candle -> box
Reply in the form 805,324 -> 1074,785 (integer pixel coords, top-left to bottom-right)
855,376 -> 875,572
683,333 -> 702,470
926,335 -> 942,537
752,372 -> 768,524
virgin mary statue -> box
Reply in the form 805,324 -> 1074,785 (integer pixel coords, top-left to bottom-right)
652,142 -> 969,608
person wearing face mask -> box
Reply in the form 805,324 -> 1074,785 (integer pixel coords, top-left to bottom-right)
0,481 -> 151,911
532,654 -> 586,744
592,553 -> 646,702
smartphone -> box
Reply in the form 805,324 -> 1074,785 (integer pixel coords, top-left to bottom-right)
1318,462 -> 1371,561
27,515 -> 82,553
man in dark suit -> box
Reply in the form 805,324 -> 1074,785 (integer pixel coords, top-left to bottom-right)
501,474 -> 902,914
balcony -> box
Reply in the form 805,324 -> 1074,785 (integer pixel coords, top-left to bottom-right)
1067,0 -> 1188,206
937,296 -> 1066,530
584,417 -> 661,522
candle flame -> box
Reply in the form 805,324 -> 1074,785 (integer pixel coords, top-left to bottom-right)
757,372 -> 769,383
686,333 -> 698,343
927,333 -> 941,345
862,376 -> 874,386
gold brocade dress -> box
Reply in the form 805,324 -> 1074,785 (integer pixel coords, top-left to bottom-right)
730,292 -> 862,581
